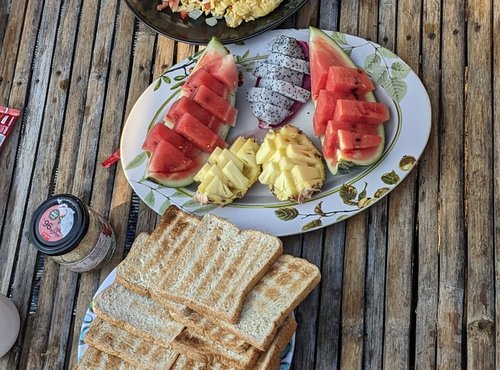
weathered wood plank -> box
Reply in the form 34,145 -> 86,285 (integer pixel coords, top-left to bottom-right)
7,0 -> 82,369
55,0 -> 100,192
0,0 -> 65,367
294,230 -> 322,370
338,0 -> 359,36
363,5 -> 395,368
316,223 -> 345,370
414,0 -> 441,367
26,0 -> 121,367
318,0 -> 339,30
363,200 -> 388,370
340,213 -> 367,370
383,0 -> 421,367
494,3 -> 500,368
378,0 -> 397,51
436,0 -> 465,367
0,0 -> 42,271
339,3 -> 378,368
295,0 -> 318,29
0,0 -> 11,48
98,21 -> 159,283
465,0 -> 495,367
0,0 -> 28,101
66,4 -> 136,368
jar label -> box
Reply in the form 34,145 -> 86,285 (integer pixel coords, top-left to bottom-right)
37,204 -> 75,242
62,225 -> 116,273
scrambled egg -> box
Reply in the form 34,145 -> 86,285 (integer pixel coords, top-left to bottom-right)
178,0 -> 284,27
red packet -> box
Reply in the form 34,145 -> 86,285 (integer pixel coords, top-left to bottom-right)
0,106 -> 21,152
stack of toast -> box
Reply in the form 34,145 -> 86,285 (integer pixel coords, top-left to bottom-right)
79,206 -> 321,369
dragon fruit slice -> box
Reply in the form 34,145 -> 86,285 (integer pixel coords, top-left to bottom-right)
249,102 -> 290,125
247,87 -> 295,109
253,62 -> 304,86
267,35 -> 305,59
266,53 -> 310,74
258,78 -> 311,103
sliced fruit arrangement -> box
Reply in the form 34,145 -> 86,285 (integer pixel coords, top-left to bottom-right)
247,35 -> 311,127
193,137 -> 261,206
309,27 -> 389,175
256,125 -> 325,203
141,37 -> 238,187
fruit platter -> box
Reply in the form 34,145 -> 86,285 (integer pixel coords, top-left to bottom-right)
120,28 -> 431,236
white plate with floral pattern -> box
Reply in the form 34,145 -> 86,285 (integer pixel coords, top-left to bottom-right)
120,28 -> 431,236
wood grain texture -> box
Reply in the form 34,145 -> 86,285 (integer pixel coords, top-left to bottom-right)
383,1 -> 421,367
316,223 -> 345,370
364,200 -> 388,370
0,0 -> 43,290
436,1 -> 466,368
465,0 -> 495,368
294,230 -> 322,370
414,0 -> 440,368
340,213 -> 367,370
494,2 -> 500,369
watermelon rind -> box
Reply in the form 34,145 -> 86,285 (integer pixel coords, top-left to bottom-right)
309,27 -> 385,175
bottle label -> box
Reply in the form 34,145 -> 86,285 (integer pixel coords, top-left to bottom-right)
37,204 -> 76,242
62,222 -> 116,273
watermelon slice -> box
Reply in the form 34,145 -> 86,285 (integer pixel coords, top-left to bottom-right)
192,85 -> 238,125
313,90 -> 356,136
326,66 -> 375,95
143,37 -> 238,188
337,130 -> 383,150
333,99 -> 390,124
182,69 -> 228,99
309,27 -> 387,175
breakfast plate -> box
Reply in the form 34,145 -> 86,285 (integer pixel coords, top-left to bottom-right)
120,28 -> 431,236
77,269 -> 296,367
124,0 -> 308,45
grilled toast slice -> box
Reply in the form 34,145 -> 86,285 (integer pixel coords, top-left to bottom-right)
170,254 -> 319,351
152,213 -> 283,323
77,346 -> 134,370
93,283 -> 184,348
116,207 -> 200,297
84,318 -> 179,369
170,314 -> 296,370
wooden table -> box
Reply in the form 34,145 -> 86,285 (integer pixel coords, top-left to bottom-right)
0,0 -> 497,369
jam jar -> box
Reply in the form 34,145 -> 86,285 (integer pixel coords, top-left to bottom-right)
29,194 -> 116,273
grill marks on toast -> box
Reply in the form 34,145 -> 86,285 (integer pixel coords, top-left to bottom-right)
184,254 -> 320,350
78,347 -> 134,370
116,207 -> 199,295
158,215 -> 283,323
84,318 -> 179,369
93,283 -> 184,347
172,328 -> 262,370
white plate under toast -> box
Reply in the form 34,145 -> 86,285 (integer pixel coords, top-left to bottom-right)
77,269 -> 295,368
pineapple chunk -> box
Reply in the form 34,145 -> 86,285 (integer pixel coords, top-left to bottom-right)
256,125 -> 325,202
208,147 -> 224,164
236,139 -> 259,168
222,161 -> 248,190
203,177 -> 234,204
258,161 -> 280,185
229,136 -> 247,154
193,163 -> 211,183
256,140 -> 274,164
193,137 -> 261,205
273,172 -> 297,200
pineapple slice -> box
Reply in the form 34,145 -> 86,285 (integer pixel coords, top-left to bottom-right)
193,137 -> 261,205
256,125 -> 325,202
